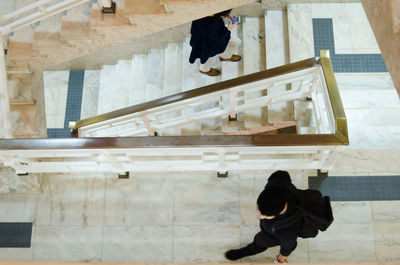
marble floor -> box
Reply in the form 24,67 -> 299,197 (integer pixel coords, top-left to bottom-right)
1,168 -> 400,263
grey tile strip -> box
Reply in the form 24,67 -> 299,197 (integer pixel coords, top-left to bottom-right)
0,222 -> 33,248
312,18 -> 388,72
308,175 -> 400,201
47,70 -> 85,138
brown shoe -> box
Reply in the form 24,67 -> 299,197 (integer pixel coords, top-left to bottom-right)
219,54 -> 242,62
199,68 -> 221,76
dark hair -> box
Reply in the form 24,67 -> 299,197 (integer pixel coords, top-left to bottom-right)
214,9 -> 232,18
257,186 -> 287,216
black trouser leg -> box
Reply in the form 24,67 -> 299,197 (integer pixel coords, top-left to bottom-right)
225,231 -> 279,260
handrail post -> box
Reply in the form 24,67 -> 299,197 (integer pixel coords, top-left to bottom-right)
0,39 -> 12,138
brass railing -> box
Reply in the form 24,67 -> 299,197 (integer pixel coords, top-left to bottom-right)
0,50 -> 348,150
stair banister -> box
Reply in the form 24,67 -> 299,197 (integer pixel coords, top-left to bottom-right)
0,51 -> 348,175
69,57 -> 319,137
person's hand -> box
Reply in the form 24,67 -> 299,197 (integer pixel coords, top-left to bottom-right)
275,253 -> 288,263
228,13 -> 237,19
227,22 -> 237,31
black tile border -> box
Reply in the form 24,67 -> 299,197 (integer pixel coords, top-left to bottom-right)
312,18 -> 388,72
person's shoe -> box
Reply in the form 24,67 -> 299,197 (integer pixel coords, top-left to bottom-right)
224,248 -> 247,261
219,54 -> 242,62
199,68 -> 221,76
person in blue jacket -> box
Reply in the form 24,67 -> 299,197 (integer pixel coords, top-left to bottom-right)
189,9 -> 241,76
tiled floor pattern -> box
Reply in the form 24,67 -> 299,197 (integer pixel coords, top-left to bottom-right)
312,18 -> 387,72
0,171 -> 400,263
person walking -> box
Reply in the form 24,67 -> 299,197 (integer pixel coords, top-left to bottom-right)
225,170 -> 333,262
189,9 -> 241,76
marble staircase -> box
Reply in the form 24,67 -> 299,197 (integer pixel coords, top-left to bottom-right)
70,12 -> 303,136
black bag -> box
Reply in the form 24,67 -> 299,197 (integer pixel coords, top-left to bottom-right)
266,178 -> 334,238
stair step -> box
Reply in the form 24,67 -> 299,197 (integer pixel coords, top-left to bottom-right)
97,64 -> 116,114
130,54 -> 148,105
264,10 -> 293,122
161,43 -> 183,136
43,71 -> 69,129
180,37 -> 201,135
81,70 -> 101,119
146,49 -> 165,101
242,17 -> 267,129
115,59 -> 132,109
61,2 -> 93,40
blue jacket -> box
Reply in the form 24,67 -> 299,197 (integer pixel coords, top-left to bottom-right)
189,16 -> 231,64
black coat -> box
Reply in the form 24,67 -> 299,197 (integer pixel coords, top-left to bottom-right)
189,16 -> 231,64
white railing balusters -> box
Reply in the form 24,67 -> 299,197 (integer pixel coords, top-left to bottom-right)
77,64 -> 335,137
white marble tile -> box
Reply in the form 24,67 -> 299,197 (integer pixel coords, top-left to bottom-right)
130,54 -> 148,105
347,126 -> 400,148
340,90 -> 400,109
372,201 -> 400,222
104,174 -> 173,226
173,225 -> 240,263
113,60 -> 132,109
374,223 -> 400,262
0,247 -> 33,261
243,17 -> 266,128
308,223 -> 376,262
345,3 -> 380,54
0,193 -> 38,222
33,226 -> 103,262
102,226 -> 172,262
36,174 -> 106,226
331,201 -> 372,224
164,43 -> 183,96
162,43 -> 183,135
173,172 -> 240,225
330,148 -> 400,174
81,70 -> 100,119
287,3 -> 314,62
346,109 -> 400,126
97,65 -> 116,114
180,37 -> 202,135
43,71 -> 69,128
0,166 -> 40,193
265,10 -> 289,68
146,49 -> 164,101
336,73 -> 395,91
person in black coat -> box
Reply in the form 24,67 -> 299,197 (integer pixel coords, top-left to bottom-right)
189,9 -> 241,76
225,170 -> 333,263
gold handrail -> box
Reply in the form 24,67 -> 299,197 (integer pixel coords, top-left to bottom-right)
319,50 -> 348,144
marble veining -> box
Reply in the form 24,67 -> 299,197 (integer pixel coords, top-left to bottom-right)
43,71 -> 69,128
80,70 -> 100,119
